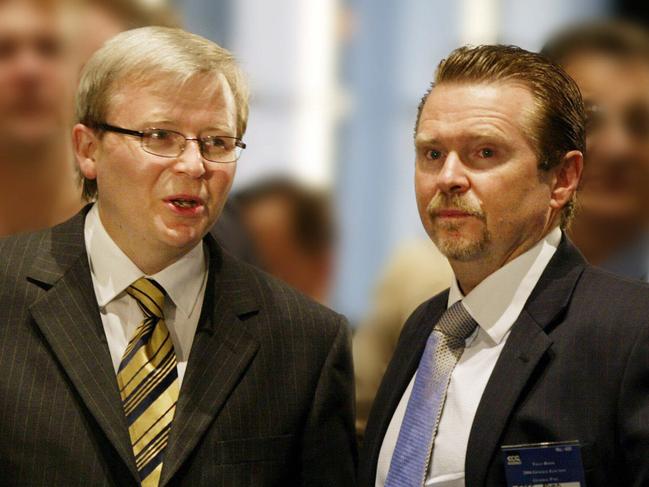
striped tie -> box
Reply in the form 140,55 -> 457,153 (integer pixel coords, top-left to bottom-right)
117,278 -> 179,487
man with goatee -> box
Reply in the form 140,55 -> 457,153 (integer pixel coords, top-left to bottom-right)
359,45 -> 649,486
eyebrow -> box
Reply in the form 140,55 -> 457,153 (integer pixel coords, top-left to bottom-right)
414,135 -> 440,146
142,121 -> 235,134
415,132 -> 507,146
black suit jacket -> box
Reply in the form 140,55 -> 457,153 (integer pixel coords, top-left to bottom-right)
359,237 -> 649,486
0,209 -> 357,486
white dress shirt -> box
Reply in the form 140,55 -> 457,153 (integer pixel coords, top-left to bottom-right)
376,228 -> 561,487
84,203 -> 208,386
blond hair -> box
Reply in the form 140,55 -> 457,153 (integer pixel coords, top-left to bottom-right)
75,26 -> 249,199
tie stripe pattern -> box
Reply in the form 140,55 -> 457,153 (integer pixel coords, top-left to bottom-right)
117,278 -> 179,487
385,301 -> 478,487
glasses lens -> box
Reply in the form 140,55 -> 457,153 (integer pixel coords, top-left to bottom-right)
142,129 -> 184,157
201,135 -> 242,162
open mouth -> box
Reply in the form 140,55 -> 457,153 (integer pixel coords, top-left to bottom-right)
164,195 -> 205,213
170,198 -> 199,208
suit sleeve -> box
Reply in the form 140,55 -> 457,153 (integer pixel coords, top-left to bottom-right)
300,315 -> 358,486
619,319 -> 649,486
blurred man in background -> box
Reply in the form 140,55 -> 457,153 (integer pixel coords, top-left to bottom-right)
74,0 -> 179,68
0,0 -> 178,237
0,0 -> 81,235
543,21 -> 649,280
353,239 -> 452,440
232,178 -> 336,304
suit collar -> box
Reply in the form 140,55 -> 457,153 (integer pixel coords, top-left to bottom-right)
449,227 -> 562,345
26,207 -> 264,486
523,233 -> 586,329
26,204 -> 92,287
160,235 -> 261,485
84,203 -> 208,317
360,236 -> 586,486
465,235 -> 586,483
26,207 -> 140,482
195,232 -> 260,330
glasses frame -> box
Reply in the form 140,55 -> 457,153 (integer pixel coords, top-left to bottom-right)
93,122 -> 246,163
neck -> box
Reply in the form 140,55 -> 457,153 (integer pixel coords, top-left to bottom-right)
0,138 -> 83,236
127,251 -> 186,276
96,204 -> 194,275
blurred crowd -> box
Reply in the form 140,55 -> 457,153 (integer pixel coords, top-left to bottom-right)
2,0 -> 649,443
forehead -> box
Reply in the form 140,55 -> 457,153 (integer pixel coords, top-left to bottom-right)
417,81 -> 537,141
564,53 -> 649,105
107,73 -> 236,127
0,1 -> 67,37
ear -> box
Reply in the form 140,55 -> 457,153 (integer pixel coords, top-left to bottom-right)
549,150 -> 583,211
72,123 -> 99,181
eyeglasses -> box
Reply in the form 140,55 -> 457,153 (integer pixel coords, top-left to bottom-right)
94,123 -> 246,163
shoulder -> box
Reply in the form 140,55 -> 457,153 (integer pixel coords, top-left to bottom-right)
217,249 -> 347,343
0,228 -> 51,282
0,210 -> 87,288
573,264 -> 649,317
537,263 -> 649,371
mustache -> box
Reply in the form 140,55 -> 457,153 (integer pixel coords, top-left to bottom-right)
426,193 -> 485,220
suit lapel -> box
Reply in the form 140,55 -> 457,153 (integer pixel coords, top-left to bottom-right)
465,237 -> 586,484
464,310 -> 552,485
359,292 -> 448,486
160,238 -> 260,486
27,210 -> 139,481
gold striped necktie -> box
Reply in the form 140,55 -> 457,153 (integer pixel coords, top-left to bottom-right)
117,278 -> 179,487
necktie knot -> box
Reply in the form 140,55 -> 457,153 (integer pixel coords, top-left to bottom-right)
436,301 -> 478,341
126,277 -> 166,320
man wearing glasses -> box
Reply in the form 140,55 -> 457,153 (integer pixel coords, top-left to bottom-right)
0,27 -> 356,486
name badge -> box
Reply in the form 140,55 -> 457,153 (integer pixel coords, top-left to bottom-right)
501,441 -> 586,487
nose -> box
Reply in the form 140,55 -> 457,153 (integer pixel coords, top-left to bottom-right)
12,48 -> 46,84
173,138 -> 206,178
436,151 -> 469,194
588,116 -> 635,162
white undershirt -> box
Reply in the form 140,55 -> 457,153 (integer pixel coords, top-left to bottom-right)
376,228 -> 561,487
84,203 -> 208,386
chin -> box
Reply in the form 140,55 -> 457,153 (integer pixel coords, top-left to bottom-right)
433,228 -> 490,262
157,222 -> 207,251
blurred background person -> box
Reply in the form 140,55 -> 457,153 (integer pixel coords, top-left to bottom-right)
231,177 -> 337,304
73,0 -> 179,69
0,0 -> 180,237
0,0 -> 81,236
353,239 -> 452,439
543,20 -> 649,280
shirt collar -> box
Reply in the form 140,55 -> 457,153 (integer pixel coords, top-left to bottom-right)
448,227 -> 561,344
84,203 -> 208,317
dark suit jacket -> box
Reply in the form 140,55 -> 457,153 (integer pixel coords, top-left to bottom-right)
359,237 -> 649,486
0,209 -> 357,486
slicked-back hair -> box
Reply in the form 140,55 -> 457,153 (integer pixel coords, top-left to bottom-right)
415,44 -> 586,227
